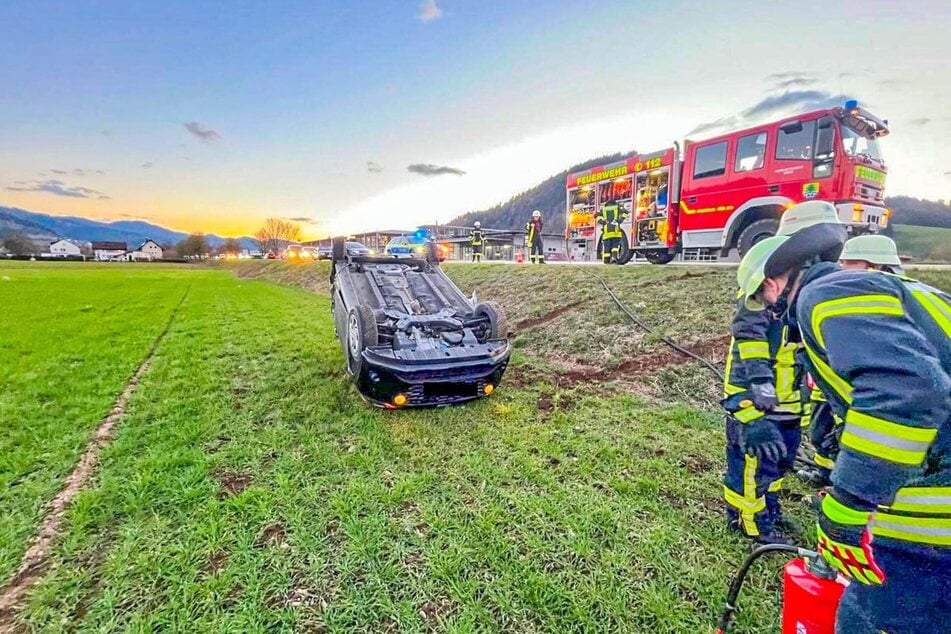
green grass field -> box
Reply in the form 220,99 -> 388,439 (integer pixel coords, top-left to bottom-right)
3,261 -> 949,632
891,224 -> 951,262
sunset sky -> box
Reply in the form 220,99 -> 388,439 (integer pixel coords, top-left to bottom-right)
1,0 -> 949,239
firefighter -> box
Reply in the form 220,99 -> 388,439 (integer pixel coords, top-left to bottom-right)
796,234 -> 904,485
526,210 -> 545,264
839,234 -> 903,273
597,200 -> 628,264
723,236 -> 805,544
469,221 -> 484,263
738,201 -> 951,634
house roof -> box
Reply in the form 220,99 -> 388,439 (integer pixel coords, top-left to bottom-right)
91,241 -> 128,250
136,239 -> 162,250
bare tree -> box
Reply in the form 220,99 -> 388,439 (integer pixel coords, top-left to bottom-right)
1,232 -> 35,256
255,218 -> 302,254
219,237 -> 243,256
177,233 -> 209,259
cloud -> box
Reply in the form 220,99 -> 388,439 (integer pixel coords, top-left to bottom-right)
101,129 -> 111,136
766,72 -> 817,90
50,168 -> 68,175
184,121 -> 221,143
878,78 -> 909,88
286,216 -> 315,223
73,168 -> 85,176
407,163 -> 466,177
689,89 -> 847,136
417,0 -> 442,22
96,169 -> 106,175
141,161 -> 154,169
909,117 -> 931,126
367,161 -> 383,173
5,179 -> 110,199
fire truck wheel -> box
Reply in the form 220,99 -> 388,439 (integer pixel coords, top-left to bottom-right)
737,218 -> 780,257
644,251 -> 676,265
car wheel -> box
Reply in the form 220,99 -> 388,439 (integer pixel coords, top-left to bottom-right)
346,305 -> 378,376
474,301 -> 508,340
737,218 -> 780,258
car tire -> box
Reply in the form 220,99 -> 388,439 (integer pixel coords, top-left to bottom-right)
332,236 -> 346,262
737,218 -> 780,258
346,305 -> 378,376
474,301 -> 508,340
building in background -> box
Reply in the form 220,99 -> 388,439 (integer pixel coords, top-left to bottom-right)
92,241 -> 128,261
48,238 -> 83,257
131,239 -> 163,261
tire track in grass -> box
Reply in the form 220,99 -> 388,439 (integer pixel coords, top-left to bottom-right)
0,286 -> 192,631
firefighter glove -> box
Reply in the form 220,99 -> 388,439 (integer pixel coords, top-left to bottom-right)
739,420 -> 787,462
816,490 -> 885,586
749,381 -> 779,412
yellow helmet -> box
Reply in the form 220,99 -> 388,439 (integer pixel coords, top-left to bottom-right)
777,200 -> 841,237
737,235 -> 790,311
840,234 -> 901,267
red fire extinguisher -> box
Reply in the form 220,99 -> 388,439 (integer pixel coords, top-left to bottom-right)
716,544 -> 848,634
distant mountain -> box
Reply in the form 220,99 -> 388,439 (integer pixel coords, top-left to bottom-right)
450,151 -> 634,235
0,206 -> 257,249
451,154 -> 951,232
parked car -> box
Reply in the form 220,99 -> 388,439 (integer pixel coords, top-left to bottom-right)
316,246 -> 333,260
346,241 -> 372,257
283,244 -> 304,259
302,246 -> 319,259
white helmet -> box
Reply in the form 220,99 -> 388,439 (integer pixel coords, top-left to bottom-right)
840,234 -> 902,267
474,221 -> 481,228
532,210 -> 542,218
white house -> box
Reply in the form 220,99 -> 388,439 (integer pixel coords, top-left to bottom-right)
92,241 -> 128,261
130,239 -> 163,261
48,239 -> 83,257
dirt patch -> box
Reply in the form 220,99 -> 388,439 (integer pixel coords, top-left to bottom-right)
679,453 -> 716,475
256,522 -> 288,548
515,300 -> 584,331
537,393 -> 554,412
213,469 -> 253,499
418,596 -> 454,630
203,550 -> 230,576
0,287 -> 190,630
552,334 -> 729,389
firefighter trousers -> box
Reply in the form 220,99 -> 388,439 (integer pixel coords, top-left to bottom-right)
602,236 -> 621,263
471,244 -> 483,262
529,237 -> 544,263
835,540 -> 951,634
723,416 -> 801,537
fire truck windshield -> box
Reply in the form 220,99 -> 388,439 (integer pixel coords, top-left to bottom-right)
841,124 -> 883,161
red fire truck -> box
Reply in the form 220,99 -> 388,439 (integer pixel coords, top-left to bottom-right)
566,100 -> 890,264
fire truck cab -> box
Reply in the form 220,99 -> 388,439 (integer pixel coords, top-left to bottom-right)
566,101 -> 890,264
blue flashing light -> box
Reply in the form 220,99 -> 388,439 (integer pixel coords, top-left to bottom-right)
844,99 -> 858,110
414,228 -> 428,240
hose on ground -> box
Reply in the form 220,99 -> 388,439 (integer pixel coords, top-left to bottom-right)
583,269 -> 725,382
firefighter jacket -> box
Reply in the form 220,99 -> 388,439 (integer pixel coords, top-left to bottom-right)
796,268 -> 951,550
469,229 -> 484,246
723,296 -> 802,422
598,204 -> 628,239
526,219 -> 543,244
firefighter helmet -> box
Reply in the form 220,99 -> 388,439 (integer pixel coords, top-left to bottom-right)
474,221 -> 481,228
840,235 -> 901,267
532,210 -> 542,218
777,200 -> 841,237
737,236 -> 790,310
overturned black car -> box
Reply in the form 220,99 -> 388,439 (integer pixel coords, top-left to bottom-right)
330,236 -> 510,408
